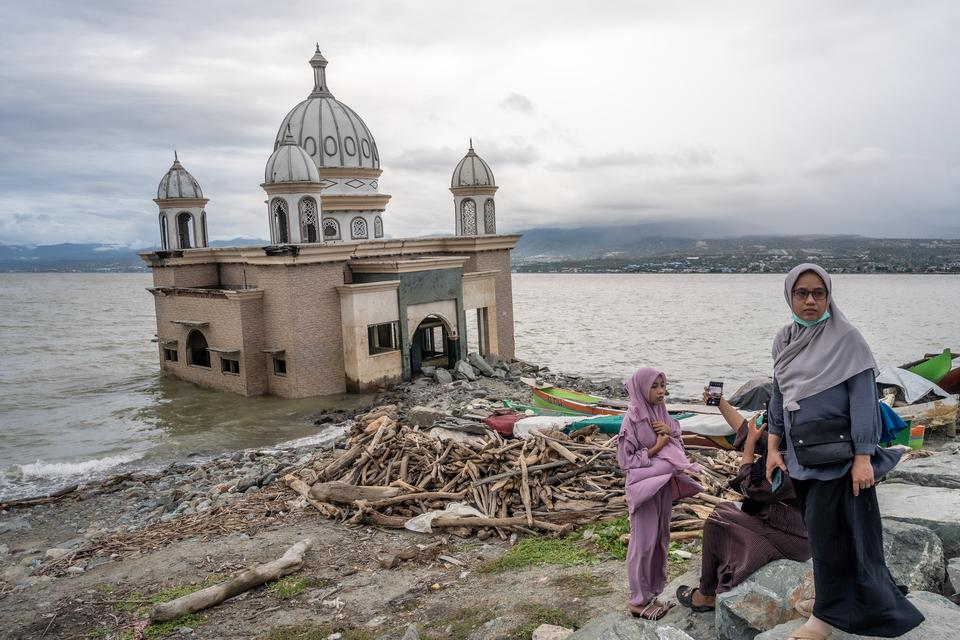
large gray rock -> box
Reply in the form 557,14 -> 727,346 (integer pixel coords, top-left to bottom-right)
454,360 -> 478,381
660,568 -> 717,640
755,591 -> 960,639
883,519 -> 945,593
435,368 -> 454,384
887,454 -> 960,490
947,557 -> 960,595
878,483 -> 960,557
531,624 -> 574,640
468,352 -> 496,377
567,613 -> 695,640
407,406 -> 447,429
715,560 -> 814,640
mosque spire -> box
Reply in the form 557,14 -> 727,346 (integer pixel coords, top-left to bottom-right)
308,44 -> 331,98
469,138 -> 474,152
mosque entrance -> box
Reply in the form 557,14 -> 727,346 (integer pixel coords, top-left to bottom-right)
410,315 -> 458,374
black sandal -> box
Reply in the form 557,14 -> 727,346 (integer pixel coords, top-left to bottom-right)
676,585 -> 714,612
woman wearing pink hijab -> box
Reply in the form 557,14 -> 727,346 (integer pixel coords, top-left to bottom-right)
617,367 -> 703,620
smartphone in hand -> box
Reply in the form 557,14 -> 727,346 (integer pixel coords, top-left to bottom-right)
771,467 -> 784,493
706,381 -> 723,406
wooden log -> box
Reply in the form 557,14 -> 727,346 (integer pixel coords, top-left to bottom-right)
282,475 -> 341,518
473,460 -> 569,486
318,444 -> 365,481
519,450 -> 534,526
151,538 -> 313,622
366,490 -> 467,509
309,481 -> 402,504
357,509 -> 571,534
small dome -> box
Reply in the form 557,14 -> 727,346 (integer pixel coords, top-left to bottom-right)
157,153 -> 203,199
275,47 -> 380,170
265,127 -> 321,184
451,141 -> 495,188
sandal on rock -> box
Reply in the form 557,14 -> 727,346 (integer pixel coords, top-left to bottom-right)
629,600 -> 672,620
676,585 -> 714,612
787,624 -> 832,640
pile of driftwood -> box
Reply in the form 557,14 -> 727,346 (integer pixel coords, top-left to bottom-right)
284,405 -> 744,540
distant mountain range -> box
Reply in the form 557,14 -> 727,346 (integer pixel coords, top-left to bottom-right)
1,226 -> 957,271
0,239 -> 268,272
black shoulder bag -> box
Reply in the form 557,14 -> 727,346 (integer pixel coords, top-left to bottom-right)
789,417 -> 854,467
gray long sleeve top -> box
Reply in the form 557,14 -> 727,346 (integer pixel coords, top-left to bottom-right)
768,368 -> 902,481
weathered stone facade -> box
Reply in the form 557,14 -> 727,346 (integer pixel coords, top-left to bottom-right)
141,236 -> 519,398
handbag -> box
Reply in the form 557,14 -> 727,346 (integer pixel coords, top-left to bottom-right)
789,417 -> 854,467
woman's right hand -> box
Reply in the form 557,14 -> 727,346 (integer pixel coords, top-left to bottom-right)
651,420 -> 671,436
765,448 -> 787,483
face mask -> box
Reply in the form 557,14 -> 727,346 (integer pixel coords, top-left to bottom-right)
792,310 -> 831,328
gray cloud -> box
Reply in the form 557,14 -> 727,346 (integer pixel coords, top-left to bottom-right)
500,93 -> 535,114
1,0 -> 959,244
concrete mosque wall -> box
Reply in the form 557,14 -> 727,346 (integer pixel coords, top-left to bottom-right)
140,47 -> 519,398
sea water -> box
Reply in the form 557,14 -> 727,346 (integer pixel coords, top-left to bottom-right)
0,272 -> 956,499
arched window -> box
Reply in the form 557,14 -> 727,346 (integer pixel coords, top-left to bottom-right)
460,199 -> 477,235
351,217 -> 368,239
200,211 -> 208,247
374,215 -> 384,238
322,218 -> 340,240
186,330 -> 210,368
176,212 -> 194,248
483,199 -> 496,234
159,214 -> 168,250
299,197 -> 319,243
272,199 -> 289,244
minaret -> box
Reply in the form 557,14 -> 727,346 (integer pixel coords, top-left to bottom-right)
450,140 -> 498,236
154,152 -> 209,250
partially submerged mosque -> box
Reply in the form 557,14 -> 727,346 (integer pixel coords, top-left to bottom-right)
140,47 -> 519,397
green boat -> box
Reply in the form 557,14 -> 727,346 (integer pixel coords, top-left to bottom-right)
908,348 -> 952,384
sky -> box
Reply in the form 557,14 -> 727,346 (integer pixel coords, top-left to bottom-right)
1,0 -> 959,247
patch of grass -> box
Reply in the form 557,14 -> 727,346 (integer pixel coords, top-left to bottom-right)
476,537 -> 593,574
508,603 -> 585,640
422,606 -> 497,640
93,583 -> 115,594
143,614 -> 201,639
265,624 -> 376,640
267,575 -> 310,600
586,517 -> 630,560
550,572 -> 613,597
86,627 -> 112,640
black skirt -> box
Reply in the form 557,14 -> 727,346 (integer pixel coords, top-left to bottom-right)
794,474 -> 925,637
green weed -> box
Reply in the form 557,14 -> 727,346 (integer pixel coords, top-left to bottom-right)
549,572 -> 613,597
267,575 -> 310,600
477,537 -> 593,574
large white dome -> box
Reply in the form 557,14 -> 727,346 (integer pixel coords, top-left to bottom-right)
275,47 -> 380,170
157,153 -> 203,199
451,142 -> 495,188
265,128 -> 321,184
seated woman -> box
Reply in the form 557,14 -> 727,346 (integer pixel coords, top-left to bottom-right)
676,390 -> 812,612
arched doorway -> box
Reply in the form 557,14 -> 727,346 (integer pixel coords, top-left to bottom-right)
186,330 -> 210,367
410,315 -> 459,374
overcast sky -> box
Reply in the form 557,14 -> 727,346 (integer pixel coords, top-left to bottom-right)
1,0 -> 958,247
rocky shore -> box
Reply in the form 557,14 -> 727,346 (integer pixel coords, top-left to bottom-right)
1,358 -> 958,640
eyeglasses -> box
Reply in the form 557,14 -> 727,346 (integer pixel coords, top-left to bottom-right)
792,288 -> 827,301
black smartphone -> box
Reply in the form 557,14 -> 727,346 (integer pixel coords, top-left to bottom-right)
771,467 -> 784,493
706,381 -> 723,406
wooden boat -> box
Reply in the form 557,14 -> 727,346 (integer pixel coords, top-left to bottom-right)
521,378 -> 738,449
904,348 -> 954,384
891,394 -> 958,429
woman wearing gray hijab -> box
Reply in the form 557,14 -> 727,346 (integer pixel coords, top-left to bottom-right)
764,264 -> 923,640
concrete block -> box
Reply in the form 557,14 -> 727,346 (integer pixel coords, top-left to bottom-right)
755,591 -> 960,640
878,483 -> 960,557
883,519 -> 945,593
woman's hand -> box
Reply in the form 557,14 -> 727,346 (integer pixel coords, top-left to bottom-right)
651,420 -> 671,436
765,448 -> 787,483
745,414 -> 767,443
649,433 -> 671,456
851,455 -> 874,496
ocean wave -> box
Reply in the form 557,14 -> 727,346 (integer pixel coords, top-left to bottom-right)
13,451 -> 146,480
273,424 -> 349,450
